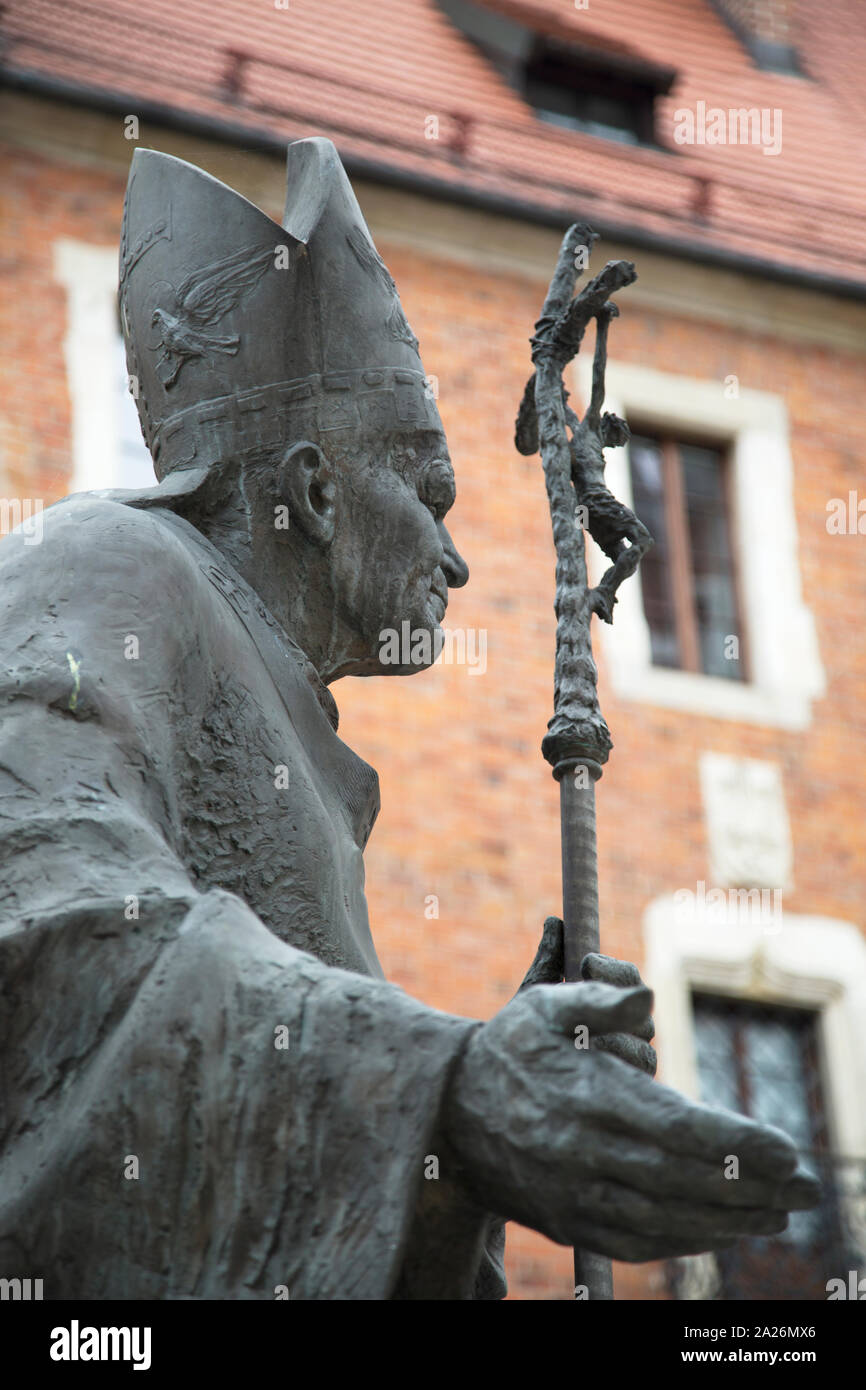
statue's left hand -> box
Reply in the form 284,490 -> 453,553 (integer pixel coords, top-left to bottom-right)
518,917 -> 656,1077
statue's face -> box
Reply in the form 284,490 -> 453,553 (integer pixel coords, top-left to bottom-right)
331,427 -> 469,676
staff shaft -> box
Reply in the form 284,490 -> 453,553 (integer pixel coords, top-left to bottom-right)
559,767 -> 614,1300
560,767 -> 600,982
524,223 -> 647,1302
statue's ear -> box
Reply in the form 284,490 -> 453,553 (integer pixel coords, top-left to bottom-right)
275,441 -> 336,546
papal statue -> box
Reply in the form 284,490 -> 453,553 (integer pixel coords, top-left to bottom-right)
0,138 -> 817,1299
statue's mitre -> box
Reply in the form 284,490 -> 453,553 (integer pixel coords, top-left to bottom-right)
120,138 -> 443,480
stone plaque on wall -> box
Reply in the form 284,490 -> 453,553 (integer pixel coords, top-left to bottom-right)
700,752 -> 793,890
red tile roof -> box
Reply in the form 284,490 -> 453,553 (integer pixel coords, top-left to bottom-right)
3,0 -> 865,291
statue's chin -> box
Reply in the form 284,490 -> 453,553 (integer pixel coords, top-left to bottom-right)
361,614 -> 444,678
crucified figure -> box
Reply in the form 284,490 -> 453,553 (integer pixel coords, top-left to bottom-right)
566,301 -> 653,624
515,231 -> 653,626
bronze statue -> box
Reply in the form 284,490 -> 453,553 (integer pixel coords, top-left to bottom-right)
0,139 -> 818,1300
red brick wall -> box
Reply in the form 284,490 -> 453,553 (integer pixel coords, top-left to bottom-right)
0,147 -> 126,502
2,133 -> 863,1301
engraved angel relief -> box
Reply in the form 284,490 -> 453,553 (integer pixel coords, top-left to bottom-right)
346,226 -> 420,351
147,244 -> 274,388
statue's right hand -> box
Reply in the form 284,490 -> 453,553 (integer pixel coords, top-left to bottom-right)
443,981 -> 820,1261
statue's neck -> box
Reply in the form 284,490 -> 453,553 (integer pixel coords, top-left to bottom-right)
188,496 -> 350,685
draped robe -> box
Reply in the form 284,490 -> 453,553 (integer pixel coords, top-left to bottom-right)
0,493 -> 505,1299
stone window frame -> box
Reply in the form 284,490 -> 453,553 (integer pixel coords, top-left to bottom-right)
574,358 -> 826,729
645,895 -> 866,1156
53,238 -> 153,493
644,893 -> 866,1293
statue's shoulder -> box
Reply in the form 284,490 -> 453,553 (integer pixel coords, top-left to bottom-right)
0,493 -> 214,639
0,494 -> 227,716
6,492 -> 200,585
49,490 -> 195,556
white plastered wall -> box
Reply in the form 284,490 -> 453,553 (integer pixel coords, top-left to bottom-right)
53,238 -> 153,492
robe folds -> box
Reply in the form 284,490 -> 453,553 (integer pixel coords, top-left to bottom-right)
0,493 -> 506,1299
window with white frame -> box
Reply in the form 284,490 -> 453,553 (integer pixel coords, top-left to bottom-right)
54,238 -> 155,494
644,895 -> 866,1301
628,429 -> 746,681
575,358 -> 826,730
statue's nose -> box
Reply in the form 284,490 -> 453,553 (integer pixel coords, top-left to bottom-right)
439,522 -> 469,589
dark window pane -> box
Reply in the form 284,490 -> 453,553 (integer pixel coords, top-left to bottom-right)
686,995 -> 846,1298
523,48 -> 654,144
681,444 -> 744,681
693,1010 -> 741,1114
628,435 -> 680,668
627,433 -> 744,681
740,1015 -> 822,1247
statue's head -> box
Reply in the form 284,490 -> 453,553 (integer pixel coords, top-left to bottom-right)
120,139 -> 468,679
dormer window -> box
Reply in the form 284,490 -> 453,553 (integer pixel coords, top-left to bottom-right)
437,0 -> 676,148
524,39 -> 665,145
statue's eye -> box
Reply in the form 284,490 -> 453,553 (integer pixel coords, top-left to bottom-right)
418,458 -> 456,521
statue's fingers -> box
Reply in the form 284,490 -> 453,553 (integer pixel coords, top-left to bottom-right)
570,1179 -> 791,1247
531,980 -> 653,1038
562,1218 -> 739,1265
581,952 -> 642,988
518,916 -> 564,992
583,1054 -> 800,1182
570,1130 -> 819,1212
784,1163 -> 823,1207
581,953 -> 654,1041
591,1032 -> 657,1077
